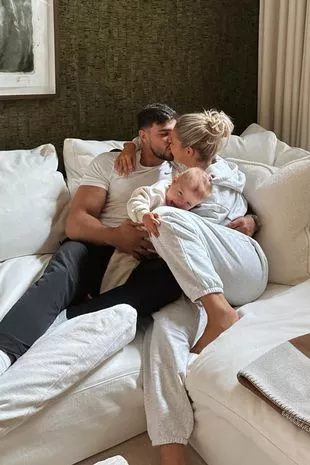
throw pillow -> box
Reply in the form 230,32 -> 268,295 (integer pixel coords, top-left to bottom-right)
227,157 -> 310,285
240,123 -> 310,167
63,138 -> 125,196
220,127 -> 277,165
0,144 -> 70,262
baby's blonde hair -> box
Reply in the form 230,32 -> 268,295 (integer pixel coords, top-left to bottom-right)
175,109 -> 233,165
176,167 -> 212,200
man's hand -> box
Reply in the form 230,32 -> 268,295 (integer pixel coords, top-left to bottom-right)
114,142 -> 136,176
110,219 -> 152,255
226,215 -> 256,237
143,212 -> 161,237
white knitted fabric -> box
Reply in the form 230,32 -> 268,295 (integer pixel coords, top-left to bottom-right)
94,456 -> 129,465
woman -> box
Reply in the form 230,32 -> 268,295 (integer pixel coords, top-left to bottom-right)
116,110 -> 268,465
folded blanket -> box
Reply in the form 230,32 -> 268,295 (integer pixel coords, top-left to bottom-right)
237,333 -> 310,433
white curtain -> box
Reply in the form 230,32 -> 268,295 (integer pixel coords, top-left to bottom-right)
258,0 -> 310,150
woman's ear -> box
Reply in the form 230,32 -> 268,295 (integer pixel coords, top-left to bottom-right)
186,146 -> 195,158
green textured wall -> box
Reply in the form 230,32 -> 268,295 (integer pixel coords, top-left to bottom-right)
0,0 -> 259,168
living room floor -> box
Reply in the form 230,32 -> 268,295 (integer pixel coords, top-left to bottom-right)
75,432 -> 207,465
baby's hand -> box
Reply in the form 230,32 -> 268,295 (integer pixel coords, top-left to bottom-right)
142,213 -> 161,237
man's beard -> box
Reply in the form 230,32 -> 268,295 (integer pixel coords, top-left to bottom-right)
151,146 -> 174,162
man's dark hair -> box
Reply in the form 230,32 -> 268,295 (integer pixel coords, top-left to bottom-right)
137,103 -> 177,130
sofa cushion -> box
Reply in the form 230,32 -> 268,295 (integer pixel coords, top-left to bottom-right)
63,138 -> 125,196
0,144 -> 70,262
0,304 -> 137,439
228,157 -> 310,285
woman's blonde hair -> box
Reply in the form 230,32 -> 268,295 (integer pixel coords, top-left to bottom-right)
175,109 -> 233,165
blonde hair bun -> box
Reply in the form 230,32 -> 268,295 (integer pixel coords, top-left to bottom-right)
175,109 -> 234,164
202,109 -> 234,144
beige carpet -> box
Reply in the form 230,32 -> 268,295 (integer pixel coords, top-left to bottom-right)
75,432 -> 207,465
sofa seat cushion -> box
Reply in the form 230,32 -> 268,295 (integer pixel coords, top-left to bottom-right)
186,280 -> 310,465
0,302 -> 137,439
0,333 -> 145,465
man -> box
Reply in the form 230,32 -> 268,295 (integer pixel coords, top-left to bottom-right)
0,103 -> 180,375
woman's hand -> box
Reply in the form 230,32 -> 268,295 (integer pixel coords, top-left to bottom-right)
143,212 -> 161,237
114,142 -> 136,176
226,215 -> 257,237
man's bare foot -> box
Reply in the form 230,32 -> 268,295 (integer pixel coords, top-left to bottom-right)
191,309 -> 239,354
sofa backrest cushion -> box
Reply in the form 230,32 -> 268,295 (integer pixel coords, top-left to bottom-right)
0,145 -> 70,262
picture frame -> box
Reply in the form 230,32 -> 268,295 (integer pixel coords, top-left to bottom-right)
0,0 -> 56,99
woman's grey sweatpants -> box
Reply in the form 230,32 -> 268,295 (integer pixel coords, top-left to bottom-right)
143,207 -> 268,446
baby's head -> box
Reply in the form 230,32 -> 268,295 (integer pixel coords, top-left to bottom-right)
166,167 -> 212,210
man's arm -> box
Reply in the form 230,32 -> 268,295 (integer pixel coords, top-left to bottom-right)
65,185 -> 112,244
65,185 -> 150,254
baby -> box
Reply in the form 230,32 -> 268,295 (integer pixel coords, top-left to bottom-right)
128,167 -> 212,237
100,168 -> 212,292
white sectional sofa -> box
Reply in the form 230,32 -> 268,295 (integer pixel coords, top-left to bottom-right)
0,125 -> 310,465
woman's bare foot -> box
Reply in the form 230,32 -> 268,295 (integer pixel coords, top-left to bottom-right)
191,293 -> 240,354
191,311 -> 239,353
159,444 -> 187,465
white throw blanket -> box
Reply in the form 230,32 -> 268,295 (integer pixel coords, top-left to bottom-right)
238,333 -> 310,433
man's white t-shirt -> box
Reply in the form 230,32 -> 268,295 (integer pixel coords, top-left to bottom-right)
80,150 -> 172,227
